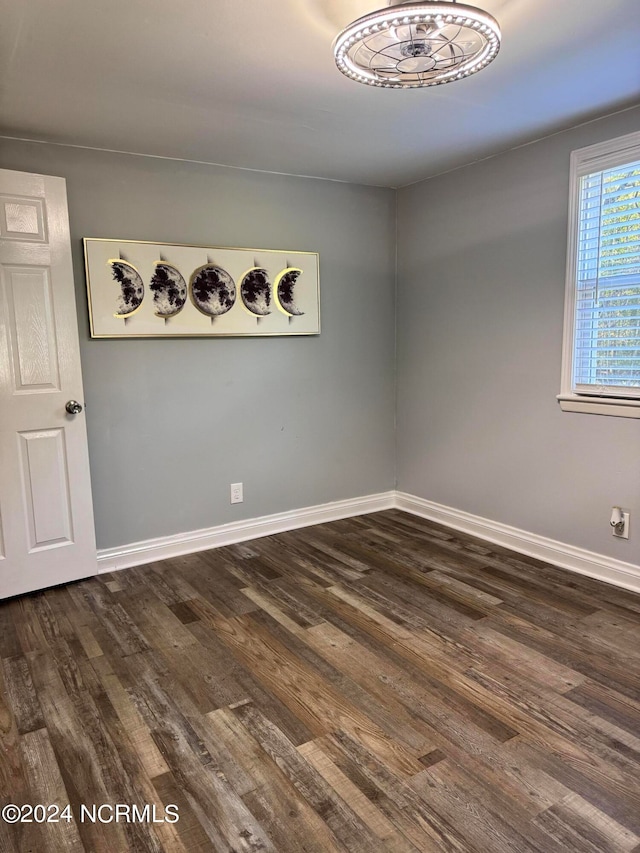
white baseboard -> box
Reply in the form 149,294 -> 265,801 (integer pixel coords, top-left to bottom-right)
97,491 -> 396,574
396,491 -> 640,595
97,488 -> 640,596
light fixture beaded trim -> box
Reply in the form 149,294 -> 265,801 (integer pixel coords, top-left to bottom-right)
333,0 -> 501,88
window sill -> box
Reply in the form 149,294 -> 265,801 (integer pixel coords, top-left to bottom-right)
557,394 -> 640,419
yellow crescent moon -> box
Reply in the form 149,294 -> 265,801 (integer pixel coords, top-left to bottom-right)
274,267 -> 304,316
108,259 -> 144,318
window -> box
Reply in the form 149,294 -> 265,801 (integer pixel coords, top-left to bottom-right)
559,130 -> 640,417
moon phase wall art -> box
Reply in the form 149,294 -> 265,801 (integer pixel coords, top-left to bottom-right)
83,238 -> 320,338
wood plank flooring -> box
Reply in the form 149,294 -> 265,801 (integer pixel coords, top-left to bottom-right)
1,509 -> 640,852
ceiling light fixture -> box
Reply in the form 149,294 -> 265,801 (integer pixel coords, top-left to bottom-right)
333,0 -> 501,88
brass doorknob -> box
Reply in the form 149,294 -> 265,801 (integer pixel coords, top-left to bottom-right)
65,400 -> 83,415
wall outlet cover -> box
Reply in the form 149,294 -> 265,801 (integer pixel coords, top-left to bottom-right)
612,511 -> 630,540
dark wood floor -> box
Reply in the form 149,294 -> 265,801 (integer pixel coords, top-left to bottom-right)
1,510 -> 640,852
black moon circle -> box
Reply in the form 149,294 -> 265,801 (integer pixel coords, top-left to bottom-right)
150,262 -> 187,317
240,268 -> 272,316
189,265 -> 236,317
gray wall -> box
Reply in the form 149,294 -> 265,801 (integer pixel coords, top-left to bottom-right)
397,106 -> 640,561
4,106 -> 639,562
0,139 -> 396,550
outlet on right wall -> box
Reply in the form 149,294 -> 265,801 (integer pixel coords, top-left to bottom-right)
396,104 -> 640,562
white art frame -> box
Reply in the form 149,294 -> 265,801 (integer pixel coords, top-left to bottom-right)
83,238 -> 320,338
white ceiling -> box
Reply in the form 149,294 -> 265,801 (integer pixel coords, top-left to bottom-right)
1,0 -> 639,187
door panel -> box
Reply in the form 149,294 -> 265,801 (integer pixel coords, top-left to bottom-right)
0,169 -> 96,598
19,428 -> 73,550
0,194 -> 47,242
4,265 -> 60,392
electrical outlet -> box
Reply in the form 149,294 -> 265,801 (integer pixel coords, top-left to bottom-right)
230,482 -> 243,504
612,511 -> 630,539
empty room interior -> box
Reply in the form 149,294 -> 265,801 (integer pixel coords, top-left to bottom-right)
1,0 -> 640,850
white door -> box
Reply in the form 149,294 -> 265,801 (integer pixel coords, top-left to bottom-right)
0,169 -> 96,599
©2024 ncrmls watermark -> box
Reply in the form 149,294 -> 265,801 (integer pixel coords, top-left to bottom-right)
1,803 -> 179,824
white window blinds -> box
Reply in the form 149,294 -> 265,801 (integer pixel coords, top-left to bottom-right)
573,158 -> 640,396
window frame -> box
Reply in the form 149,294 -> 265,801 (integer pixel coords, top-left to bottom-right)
559,129 -> 640,418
